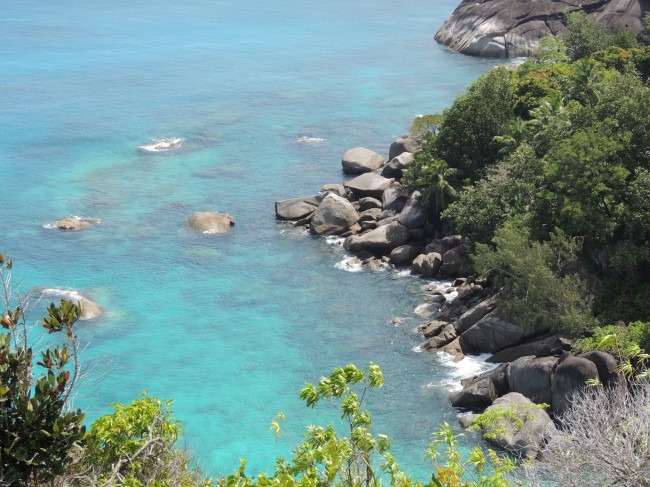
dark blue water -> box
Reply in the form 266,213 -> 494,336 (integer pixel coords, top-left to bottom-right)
0,0 -> 495,477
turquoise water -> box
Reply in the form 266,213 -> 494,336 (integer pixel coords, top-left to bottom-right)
0,0 -> 495,478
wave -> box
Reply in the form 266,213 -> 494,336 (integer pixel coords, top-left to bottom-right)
295,136 -> 325,144
334,256 -> 363,273
436,352 -> 495,391
139,137 -> 184,153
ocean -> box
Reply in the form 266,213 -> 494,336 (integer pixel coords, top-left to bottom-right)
0,0 -> 496,478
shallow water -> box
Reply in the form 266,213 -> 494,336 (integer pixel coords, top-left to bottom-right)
1,0 -> 497,477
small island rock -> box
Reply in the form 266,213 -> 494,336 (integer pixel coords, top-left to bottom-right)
188,212 -> 235,233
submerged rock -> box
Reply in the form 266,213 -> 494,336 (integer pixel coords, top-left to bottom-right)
37,288 -> 102,321
188,212 -> 235,233
49,216 -> 102,231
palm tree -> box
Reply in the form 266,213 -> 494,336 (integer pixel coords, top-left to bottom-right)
420,159 -> 461,219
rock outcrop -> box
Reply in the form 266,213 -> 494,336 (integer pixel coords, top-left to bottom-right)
49,216 -> 102,230
435,0 -> 648,57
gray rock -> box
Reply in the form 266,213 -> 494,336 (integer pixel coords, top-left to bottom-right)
344,173 -> 394,199
450,377 -> 498,408
275,195 -> 324,220
420,324 -> 457,350
342,147 -> 385,174
460,311 -> 526,354
188,212 -> 235,233
440,246 -> 465,276
465,363 -> 510,396
398,191 -> 430,229
579,350 -> 623,388
382,186 -> 408,213
381,152 -> 415,179
553,355 -> 600,415
488,334 -> 571,363
478,392 -> 556,459
435,0 -> 646,58
420,320 -> 447,339
389,135 -> 421,160
321,184 -> 347,197
358,208 -> 383,222
359,197 -> 383,211
458,413 -> 480,429
441,234 -> 464,252
412,252 -> 442,277
507,356 -> 558,405
389,244 -> 422,265
454,293 -> 500,334
309,193 -> 360,236
343,221 -> 409,254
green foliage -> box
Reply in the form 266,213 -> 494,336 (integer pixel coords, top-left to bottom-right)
402,158 -> 460,219
410,114 -> 445,139
82,394 -> 207,486
219,364 -> 517,487
573,321 -> 650,360
0,256 -> 86,486
472,222 -> 593,335
469,405 -> 548,441
432,67 -> 516,181
562,11 -> 612,59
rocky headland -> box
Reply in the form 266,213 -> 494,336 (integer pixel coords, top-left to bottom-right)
435,0 -> 648,57
275,136 -> 624,457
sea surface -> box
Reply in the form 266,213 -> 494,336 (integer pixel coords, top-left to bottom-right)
0,0 -> 497,478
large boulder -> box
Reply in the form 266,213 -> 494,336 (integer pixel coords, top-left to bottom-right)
382,186 -> 408,213
459,311 -> 527,354
188,212 -> 235,233
454,293 -> 500,334
463,363 -> 510,396
342,147 -> 385,174
381,152 -> 415,179
275,195 -> 324,220
552,355 -> 599,415
450,377 -> 498,408
488,334 -> 572,363
389,244 -> 423,265
309,193 -> 359,235
507,356 -> 558,405
343,221 -> 409,254
435,0 -> 647,58
440,245 -> 465,276
477,392 -> 557,459
344,173 -> 394,199
579,350 -> 623,388
412,252 -> 442,277
389,135 -> 421,160
398,192 -> 430,230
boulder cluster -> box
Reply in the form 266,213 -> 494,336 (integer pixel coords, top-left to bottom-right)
276,136 -> 467,274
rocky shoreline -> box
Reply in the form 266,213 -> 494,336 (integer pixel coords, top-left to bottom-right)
275,136 -> 624,458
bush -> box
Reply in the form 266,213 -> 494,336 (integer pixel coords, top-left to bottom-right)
472,221 -> 593,335
573,321 -> 650,359
526,382 -> 650,486
0,256 -> 86,486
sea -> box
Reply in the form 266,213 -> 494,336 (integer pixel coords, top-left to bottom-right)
0,0 -> 498,479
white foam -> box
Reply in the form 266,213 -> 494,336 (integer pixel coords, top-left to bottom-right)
437,351 -> 496,391
295,136 -> 325,144
334,257 -> 363,273
324,236 -> 344,247
139,137 -> 183,153
40,288 -> 85,301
